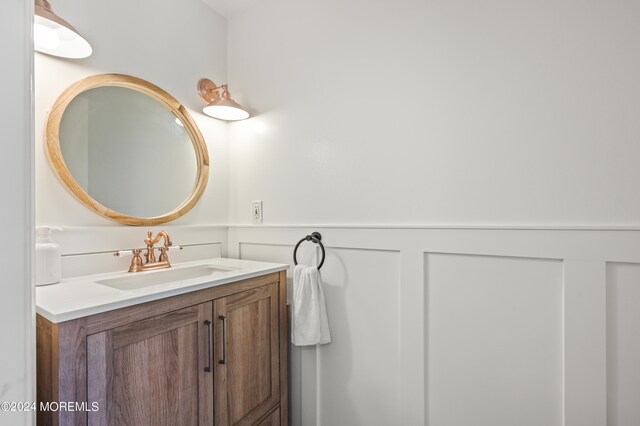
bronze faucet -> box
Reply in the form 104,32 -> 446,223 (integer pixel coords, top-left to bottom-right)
114,230 -> 177,273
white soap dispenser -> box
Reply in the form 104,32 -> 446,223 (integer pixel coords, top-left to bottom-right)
35,226 -> 62,286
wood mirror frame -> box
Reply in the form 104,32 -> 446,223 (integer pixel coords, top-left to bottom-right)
45,74 -> 209,226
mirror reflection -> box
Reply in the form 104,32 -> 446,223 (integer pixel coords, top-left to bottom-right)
58,86 -> 198,218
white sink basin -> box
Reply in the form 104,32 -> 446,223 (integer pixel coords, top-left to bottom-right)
96,265 -> 233,291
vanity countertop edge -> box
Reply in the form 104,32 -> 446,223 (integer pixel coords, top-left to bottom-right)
36,257 -> 289,323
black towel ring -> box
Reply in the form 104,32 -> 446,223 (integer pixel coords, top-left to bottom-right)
293,232 -> 325,270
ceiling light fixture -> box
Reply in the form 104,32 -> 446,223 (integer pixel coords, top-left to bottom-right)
197,78 -> 249,121
34,0 -> 92,59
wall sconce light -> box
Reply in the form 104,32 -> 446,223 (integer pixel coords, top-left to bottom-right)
34,0 -> 92,59
197,78 -> 249,121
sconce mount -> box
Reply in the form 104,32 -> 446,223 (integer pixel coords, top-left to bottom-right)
197,79 -> 225,104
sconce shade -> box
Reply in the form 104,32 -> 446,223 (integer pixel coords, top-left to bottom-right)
34,0 -> 92,59
198,78 -> 249,121
203,98 -> 250,121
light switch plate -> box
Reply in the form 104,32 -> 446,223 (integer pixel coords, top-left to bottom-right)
252,201 -> 263,224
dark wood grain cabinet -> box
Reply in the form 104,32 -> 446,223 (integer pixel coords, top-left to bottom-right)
37,271 -> 287,426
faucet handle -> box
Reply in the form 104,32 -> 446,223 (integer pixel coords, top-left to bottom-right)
128,249 -> 144,273
158,246 -> 169,262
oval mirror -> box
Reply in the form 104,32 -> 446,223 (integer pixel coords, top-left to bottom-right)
45,74 -> 209,225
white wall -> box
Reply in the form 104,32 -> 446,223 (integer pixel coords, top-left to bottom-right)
225,1 -> 640,425
227,0 -> 640,226
35,0 -> 229,228
0,0 -> 33,425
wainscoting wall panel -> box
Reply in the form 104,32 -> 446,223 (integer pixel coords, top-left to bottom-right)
606,262 -> 640,426
228,225 -> 640,426
426,253 -> 563,426
239,242 -> 402,425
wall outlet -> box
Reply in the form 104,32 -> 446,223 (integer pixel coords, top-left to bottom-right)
252,201 -> 263,224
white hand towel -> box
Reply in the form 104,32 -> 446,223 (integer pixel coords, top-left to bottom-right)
291,264 -> 331,346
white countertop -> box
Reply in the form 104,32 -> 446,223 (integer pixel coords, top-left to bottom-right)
36,258 -> 289,323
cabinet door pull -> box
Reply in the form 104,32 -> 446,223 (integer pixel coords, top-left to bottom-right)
204,320 -> 212,372
218,315 -> 227,365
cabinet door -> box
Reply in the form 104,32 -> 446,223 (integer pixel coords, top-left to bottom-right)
214,283 -> 280,426
87,302 -> 214,426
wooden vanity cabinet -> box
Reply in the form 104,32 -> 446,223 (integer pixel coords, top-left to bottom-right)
37,271 -> 288,426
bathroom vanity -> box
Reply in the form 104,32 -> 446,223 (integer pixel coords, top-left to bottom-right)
36,259 -> 289,426
36,73 -> 290,425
